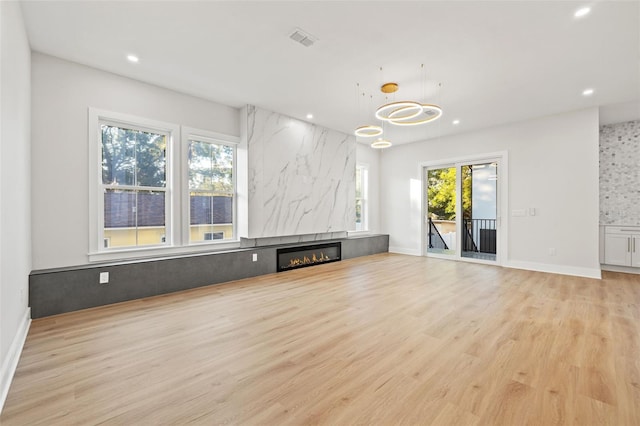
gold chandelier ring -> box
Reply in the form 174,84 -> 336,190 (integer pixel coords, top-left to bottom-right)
389,104 -> 443,126
375,101 -> 423,121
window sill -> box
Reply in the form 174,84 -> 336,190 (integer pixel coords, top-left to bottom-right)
347,230 -> 371,237
89,240 -> 242,263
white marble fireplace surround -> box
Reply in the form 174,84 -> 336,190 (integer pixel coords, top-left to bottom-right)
245,105 -> 356,239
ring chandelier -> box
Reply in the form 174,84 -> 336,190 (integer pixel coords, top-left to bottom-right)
354,125 -> 383,137
385,103 -> 443,126
354,79 -> 442,149
370,138 -> 393,149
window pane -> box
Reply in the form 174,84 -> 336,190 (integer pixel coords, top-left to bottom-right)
188,141 -> 209,190
462,163 -> 497,260
104,189 -> 136,230
137,190 -> 166,228
188,141 -> 233,192
102,125 -> 135,186
189,192 -> 233,242
355,165 -> 367,231
426,167 -> 457,255
355,167 -> 362,198
136,132 -> 166,187
101,124 -> 166,187
104,189 -> 166,248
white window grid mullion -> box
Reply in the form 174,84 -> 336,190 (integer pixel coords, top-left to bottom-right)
103,184 -> 167,192
188,189 -> 234,196
100,119 -> 173,139
135,190 -> 139,246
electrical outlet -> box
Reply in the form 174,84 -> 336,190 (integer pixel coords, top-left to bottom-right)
99,272 -> 109,284
252,253 -> 258,262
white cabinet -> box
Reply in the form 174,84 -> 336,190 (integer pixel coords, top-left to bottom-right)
633,236 -> 640,268
604,226 -> 640,267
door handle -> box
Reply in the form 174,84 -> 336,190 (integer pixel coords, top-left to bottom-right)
629,237 -> 631,252
634,238 -> 636,253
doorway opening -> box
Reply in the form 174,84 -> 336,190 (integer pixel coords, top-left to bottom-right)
424,155 -> 504,264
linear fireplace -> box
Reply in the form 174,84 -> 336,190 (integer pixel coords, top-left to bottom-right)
277,242 -> 341,272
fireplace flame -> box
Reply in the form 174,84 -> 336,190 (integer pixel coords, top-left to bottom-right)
287,251 -> 331,268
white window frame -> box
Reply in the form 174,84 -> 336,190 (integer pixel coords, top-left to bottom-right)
181,126 -> 239,246
88,108 -> 179,260
89,110 -> 245,263
355,163 -> 369,232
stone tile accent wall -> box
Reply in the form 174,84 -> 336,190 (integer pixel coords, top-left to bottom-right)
600,120 -> 640,225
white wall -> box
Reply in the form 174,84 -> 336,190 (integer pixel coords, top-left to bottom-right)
1,1 -> 32,408
355,142 -> 381,234
31,53 -> 240,270
381,108 -> 601,278
600,100 -> 640,125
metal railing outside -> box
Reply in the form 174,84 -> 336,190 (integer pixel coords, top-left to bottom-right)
463,219 -> 497,254
428,218 -> 449,250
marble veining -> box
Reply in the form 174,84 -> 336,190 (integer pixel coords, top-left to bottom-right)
247,106 -> 356,238
600,120 -> 640,225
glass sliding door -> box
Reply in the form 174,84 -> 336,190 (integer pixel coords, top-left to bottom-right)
425,166 -> 457,256
461,162 -> 497,261
424,158 -> 500,264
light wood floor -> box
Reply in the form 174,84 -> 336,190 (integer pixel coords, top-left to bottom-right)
2,253 -> 640,425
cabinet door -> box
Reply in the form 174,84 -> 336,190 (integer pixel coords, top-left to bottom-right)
632,236 -> 640,268
604,234 -> 632,266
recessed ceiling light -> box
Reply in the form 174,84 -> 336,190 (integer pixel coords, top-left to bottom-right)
127,54 -> 139,63
452,119 -> 460,125
574,7 -> 591,18
582,88 -> 594,96
306,113 -> 313,119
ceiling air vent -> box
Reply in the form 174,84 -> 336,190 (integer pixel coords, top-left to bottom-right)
289,28 -> 317,47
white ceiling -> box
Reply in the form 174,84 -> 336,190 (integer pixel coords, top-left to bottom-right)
20,1 -> 640,144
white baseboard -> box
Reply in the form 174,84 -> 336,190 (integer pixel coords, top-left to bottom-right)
505,260 -> 602,279
600,264 -> 640,275
387,251 -> 602,279
388,246 -> 422,256
1,308 -> 31,413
